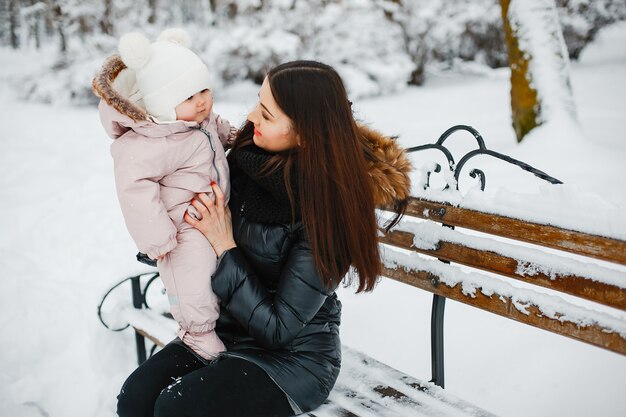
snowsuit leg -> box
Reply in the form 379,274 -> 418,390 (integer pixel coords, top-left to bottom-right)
157,224 -> 225,359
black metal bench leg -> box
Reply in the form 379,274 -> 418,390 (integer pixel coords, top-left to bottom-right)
130,276 -> 147,365
134,331 -> 147,365
431,294 -> 446,388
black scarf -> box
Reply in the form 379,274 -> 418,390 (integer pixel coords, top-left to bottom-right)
230,143 -> 300,224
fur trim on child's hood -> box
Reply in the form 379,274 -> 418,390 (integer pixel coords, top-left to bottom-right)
92,54 -> 149,123
92,54 -> 202,140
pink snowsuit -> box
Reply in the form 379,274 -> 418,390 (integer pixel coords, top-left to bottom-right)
94,56 -> 231,358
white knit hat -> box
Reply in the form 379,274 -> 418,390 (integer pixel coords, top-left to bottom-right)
118,28 -> 210,122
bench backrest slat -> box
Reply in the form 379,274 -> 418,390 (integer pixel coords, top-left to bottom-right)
382,266 -> 626,355
380,196 -> 626,356
380,229 -> 626,311
406,198 -> 626,265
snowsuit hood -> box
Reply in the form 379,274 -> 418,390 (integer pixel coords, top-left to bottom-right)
92,54 -> 205,139
93,54 -> 148,123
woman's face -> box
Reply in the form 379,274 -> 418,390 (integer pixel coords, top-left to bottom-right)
247,78 -> 299,153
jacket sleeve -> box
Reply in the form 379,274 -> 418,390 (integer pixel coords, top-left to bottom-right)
212,241 -> 336,349
111,136 -> 177,259
214,114 -> 238,149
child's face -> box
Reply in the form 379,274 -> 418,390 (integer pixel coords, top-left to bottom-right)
175,89 -> 213,123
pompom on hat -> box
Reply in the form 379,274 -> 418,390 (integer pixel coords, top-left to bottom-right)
118,28 -> 210,122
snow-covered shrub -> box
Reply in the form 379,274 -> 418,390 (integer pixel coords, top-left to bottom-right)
24,56 -> 103,105
206,23 -> 302,87
21,34 -> 116,105
556,0 -> 626,59
3,0 -> 626,105
305,2 -> 413,98
377,0 -> 507,86
424,0 -> 508,69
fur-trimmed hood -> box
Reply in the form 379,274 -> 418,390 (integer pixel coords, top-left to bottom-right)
93,54 -> 203,140
92,54 -> 148,123
358,124 -> 412,207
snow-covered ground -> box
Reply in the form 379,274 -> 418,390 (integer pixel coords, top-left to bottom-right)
1,23 -> 626,417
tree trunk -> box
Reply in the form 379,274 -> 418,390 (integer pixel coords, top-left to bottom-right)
58,19 -> 66,52
500,0 -> 576,142
100,0 -> 113,35
148,0 -> 157,24
500,0 -> 539,142
379,0 -> 428,86
9,0 -> 19,48
51,3 -> 66,54
33,15 -> 40,49
227,2 -> 238,19
42,0 -> 54,37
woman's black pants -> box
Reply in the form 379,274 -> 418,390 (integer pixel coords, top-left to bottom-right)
116,341 -> 294,417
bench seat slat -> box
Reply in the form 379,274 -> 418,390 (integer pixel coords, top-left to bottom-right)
404,198 -> 626,265
123,308 -> 176,348
382,265 -> 626,355
311,346 -> 498,417
380,229 -> 626,311
122,307 -> 497,416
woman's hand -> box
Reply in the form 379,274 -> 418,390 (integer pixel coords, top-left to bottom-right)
184,183 -> 237,258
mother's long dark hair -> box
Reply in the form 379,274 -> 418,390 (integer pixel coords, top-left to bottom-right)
231,60 -> 381,292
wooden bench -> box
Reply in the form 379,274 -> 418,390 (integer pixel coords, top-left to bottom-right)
98,126 -> 626,416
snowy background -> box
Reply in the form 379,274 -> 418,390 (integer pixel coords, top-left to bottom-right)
3,0 -> 626,105
2,3 -> 626,417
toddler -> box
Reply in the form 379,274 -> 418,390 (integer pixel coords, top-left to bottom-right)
93,28 -> 233,360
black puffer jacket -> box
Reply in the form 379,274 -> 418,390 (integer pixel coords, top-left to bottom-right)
212,130 -> 411,414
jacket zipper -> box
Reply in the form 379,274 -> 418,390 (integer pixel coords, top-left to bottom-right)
198,127 -> 221,186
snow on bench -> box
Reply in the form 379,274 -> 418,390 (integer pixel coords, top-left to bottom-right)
380,196 -> 626,355
311,346 -> 496,417
122,306 -> 178,348
117,303 -> 496,417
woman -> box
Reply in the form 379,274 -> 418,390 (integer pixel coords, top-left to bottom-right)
116,60 -> 411,417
